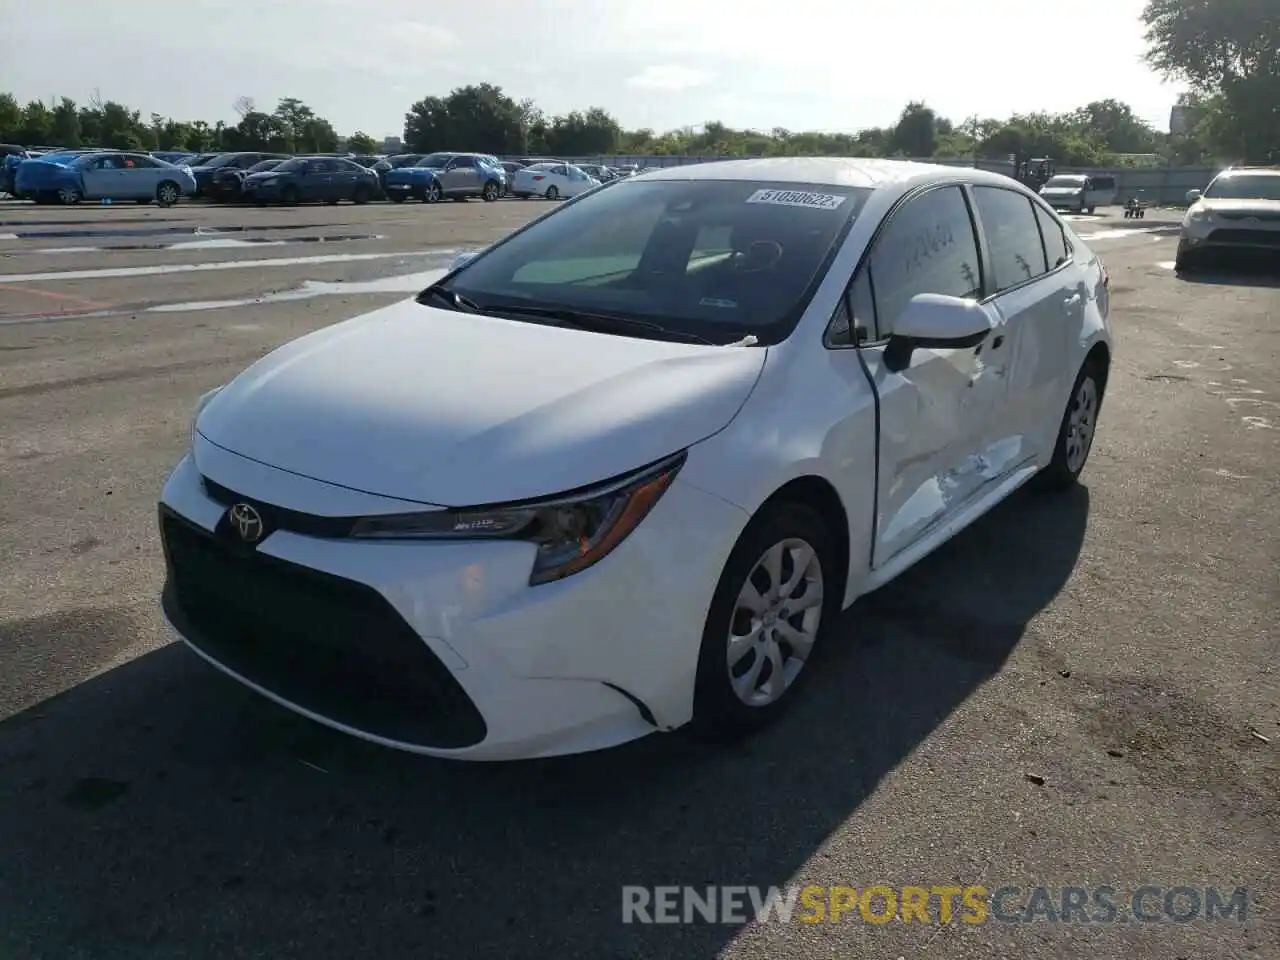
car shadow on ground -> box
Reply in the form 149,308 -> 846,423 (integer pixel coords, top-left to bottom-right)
0,484 -> 1090,958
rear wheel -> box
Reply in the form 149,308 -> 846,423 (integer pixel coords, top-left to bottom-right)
690,503 -> 838,741
423,181 -> 442,203
352,184 -> 371,205
58,185 -> 82,205
156,180 -> 182,207
1038,359 -> 1104,488
280,185 -> 299,205
545,185 -> 559,200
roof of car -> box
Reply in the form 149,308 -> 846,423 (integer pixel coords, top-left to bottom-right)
632,157 -> 1014,190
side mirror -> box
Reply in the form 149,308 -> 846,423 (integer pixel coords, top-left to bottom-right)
1185,189 -> 1202,204
884,294 -> 993,373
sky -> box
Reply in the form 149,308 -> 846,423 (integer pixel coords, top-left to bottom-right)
2,0 -> 1185,138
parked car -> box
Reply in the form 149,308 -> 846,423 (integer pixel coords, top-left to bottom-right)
500,160 -> 525,196
159,158 -> 1113,760
1176,166 -> 1280,272
15,151 -> 194,205
1038,174 -> 1117,214
1,144 -> 29,196
189,152 -> 290,197
510,161 -> 599,199
209,158 -> 286,202
372,153 -> 429,193
152,151 -> 196,165
347,154 -> 384,168
577,164 -> 617,183
240,155 -> 379,205
382,152 -> 505,203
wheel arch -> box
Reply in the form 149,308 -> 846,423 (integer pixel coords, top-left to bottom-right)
751,475 -> 851,608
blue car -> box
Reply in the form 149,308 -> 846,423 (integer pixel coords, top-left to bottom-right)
15,151 -> 196,205
1,144 -> 29,196
382,152 -> 505,203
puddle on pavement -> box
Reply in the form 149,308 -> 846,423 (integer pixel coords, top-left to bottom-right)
1,249 -> 457,284
148,269 -> 450,312
7,233 -> 383,255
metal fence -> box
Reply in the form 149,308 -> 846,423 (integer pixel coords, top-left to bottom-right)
534,155 -> 1220,205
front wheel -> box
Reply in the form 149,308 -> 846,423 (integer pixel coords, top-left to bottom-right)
280,185 -> 299,205
352,184 -> 371,205
58,185 -> 82,205
482,180 -> 500,201
1038,360 -> 1104,489
423,181 -> 442,203
690,503 -> 838,742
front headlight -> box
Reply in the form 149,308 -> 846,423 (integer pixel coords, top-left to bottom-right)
349,451 -> 687,585
1186,206 -> 1209,222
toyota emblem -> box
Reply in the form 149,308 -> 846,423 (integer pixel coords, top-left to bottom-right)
228,502 -> 265,544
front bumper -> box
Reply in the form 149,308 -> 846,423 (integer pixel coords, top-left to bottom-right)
158,444 -> 748,760
1178,222 -> 1280,257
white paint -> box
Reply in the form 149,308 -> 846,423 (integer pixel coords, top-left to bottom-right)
1157,261 -> 1177,270
1225,397 -> 1280,409
147,268 -> 449,313
0,249 -> 457,284
1242,417 -> 1274,430
26,246 -> 101,255
0,233 -> 18,241
1173,360 -> 1199,368
1230,378 -> 1248,384
1206,468 -> 1252,480
167,238 -> 289,250
1075,227 -> 1162,241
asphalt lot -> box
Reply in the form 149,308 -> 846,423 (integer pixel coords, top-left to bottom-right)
0,199 -> 1276,960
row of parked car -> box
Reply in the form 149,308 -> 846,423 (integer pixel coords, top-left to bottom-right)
1,142 -> 643,207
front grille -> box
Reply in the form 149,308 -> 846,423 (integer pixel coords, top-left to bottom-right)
1215,211 -> 1280,222
160,507 -> 487,749
200,474 -> 359,538
1206,228 -> 1280,248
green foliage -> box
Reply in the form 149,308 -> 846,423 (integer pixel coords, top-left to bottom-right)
346,131 -> 379,154
1142,0 -> 1280,162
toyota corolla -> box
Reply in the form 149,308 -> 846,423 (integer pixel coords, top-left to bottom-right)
159,158 -> 1113,760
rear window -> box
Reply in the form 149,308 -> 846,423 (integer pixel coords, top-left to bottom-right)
1090,176 -> 1116,190
444,179 -> 871,345
1044,176 -> 1086,188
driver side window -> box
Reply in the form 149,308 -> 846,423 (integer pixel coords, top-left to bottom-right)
867,185 -> 982,338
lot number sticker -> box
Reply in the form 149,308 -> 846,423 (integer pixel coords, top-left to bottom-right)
746,189 -> 847,211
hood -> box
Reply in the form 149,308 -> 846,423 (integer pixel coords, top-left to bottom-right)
196,300 -> 766,506
386,166 -> 441,180
1041,185 -> 1083,195
1195,197 -> 1280,217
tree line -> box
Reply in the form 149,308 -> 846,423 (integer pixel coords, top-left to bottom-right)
2,0 -> 1272,165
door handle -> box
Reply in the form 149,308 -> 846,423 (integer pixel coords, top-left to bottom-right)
1064,293 -> 1082,307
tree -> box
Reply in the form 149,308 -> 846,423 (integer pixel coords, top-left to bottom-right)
890,102 -> 938,157
347,131 -> 378,153
50,98 -> 81,147
0,93 -> 20,142
403,95 -> 450,152
1142,0 -> 1280,161
17,101 -> 53,145
543,107 -> 621,156
403,84 -> 524,154
232,96 -> 256,120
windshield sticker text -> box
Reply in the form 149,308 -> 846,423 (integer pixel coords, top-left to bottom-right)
746,189 -> 847,211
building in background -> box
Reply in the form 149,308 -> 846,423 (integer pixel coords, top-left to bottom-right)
382,136 -> 403,154
1170,100 -> 1204,137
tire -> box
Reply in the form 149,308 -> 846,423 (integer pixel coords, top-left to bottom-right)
482,180 -> 500,202
1037,359 -> 1104,489
280,185 -> 299,205
156,180 -> 181,207
57,185 -> 82,205
689,502 -> 839,742
352,184 -> 371,205
545,185 -> 559,200
423,180 -> 442,204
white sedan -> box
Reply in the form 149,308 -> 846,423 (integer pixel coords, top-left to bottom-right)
511,161 -> 599,199
159,158 -> 1113,760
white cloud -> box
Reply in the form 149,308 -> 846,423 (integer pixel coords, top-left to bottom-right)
626,66 -> 713,91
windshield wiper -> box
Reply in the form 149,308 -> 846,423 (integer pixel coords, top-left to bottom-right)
483,304 -> 720,345
418,285 -> 482,313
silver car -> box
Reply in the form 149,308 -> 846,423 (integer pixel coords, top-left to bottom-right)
64,151 -> 196,205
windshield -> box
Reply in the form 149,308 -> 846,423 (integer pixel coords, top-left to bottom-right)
247,159 -> 282,173
437,179 -> 870,346
272,158 -> 307,173
187,154 -> 219,166
204,154 -> 244,168
1203,174 -> 1280,201
414,153 -> 452,168
1043,176 -> 1085,188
